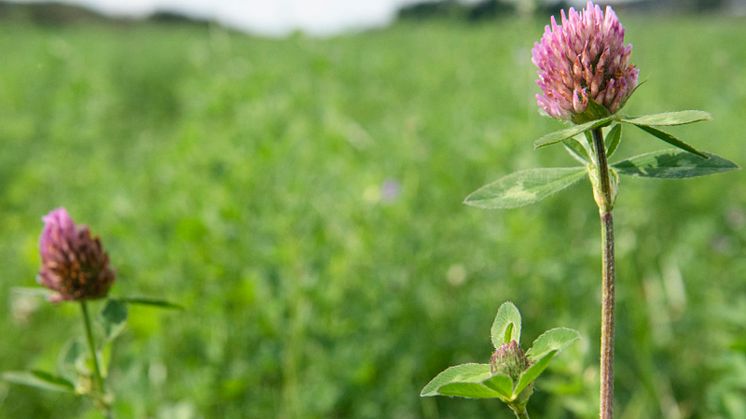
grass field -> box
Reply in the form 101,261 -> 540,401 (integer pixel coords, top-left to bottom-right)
0,14 -> 745,418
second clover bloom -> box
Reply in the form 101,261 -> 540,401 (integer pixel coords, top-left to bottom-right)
531,1 -> 639,122
38,208 -> 115,302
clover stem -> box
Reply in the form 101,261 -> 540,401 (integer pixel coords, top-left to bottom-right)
591,127 -> 616,419
510,404 -> 530,419
81,300 -> 111,418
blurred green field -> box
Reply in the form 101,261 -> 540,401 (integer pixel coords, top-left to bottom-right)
0,15 -> 745,419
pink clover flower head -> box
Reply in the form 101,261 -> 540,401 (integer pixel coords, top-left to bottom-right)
531,1 -> 639,122
38,208 -> 115,302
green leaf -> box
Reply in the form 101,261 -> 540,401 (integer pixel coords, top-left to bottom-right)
464,168 -> 586,209
438,382 -> 505,399
534,117 -> 612,149
633,125 -> 708,158
58,339 -> 86,378
562,139 -> 589,164
421,364 -> 503,399
100,299 -> 128,342
613,149 -> 739,179
507,328 -> 581,397
118,297 -> 184,310
513,351 -> 556,397
621,110 -> 711,126
2,370 -> 75,393
491,302 -> 522,348
525,328 -> 580,363
481,373 -> 514,399
605,124 -> 622,157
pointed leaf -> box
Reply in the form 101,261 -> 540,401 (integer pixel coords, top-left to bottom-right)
562,139 -> 589,164
534,117 -> 612,149
421,363 -> 502,399
491,302 -> 522,348
118,297 -> 184,310
621,110 -> 711,126
465,168 -> 586,209
513,351 -> 556,397
633,125 -> 708,158
605,124 -> 622,157
2,370 -> 75,393
525,328 -> 580,363
613,149 -> 739,179
100,299 -> 128,342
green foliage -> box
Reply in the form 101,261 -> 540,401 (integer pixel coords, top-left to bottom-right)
525,328 -> 580,362
116,297 -> 184,310
422,302 -> 579,410
99,299 -> 128,343
633,124 -> 708,158
1,371 -> 75,394
491,301 -> 522,348
0,16 -> 744,419
536,108 -> 714,159
513,351 -> 554,396
562,138 -> 590,163
482,374 -> 514,399
3,293 -> 178,411
533,117 -> 612,149
420,364 -> 502,399
605,124 -> 622,157
620,110 -> 712,126
469,104 -> 735,209
464,168 -> 587,209
613,149 -> 739,179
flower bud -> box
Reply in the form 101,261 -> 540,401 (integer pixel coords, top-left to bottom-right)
38,208 -> 115,302
490,340 -> 530,381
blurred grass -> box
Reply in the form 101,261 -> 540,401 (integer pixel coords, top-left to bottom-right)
0,14 -> 745,419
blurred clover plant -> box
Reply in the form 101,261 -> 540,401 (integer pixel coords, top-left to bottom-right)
3,208 -> 182,418
454,2 -> 739,418
421,302 -> 579,418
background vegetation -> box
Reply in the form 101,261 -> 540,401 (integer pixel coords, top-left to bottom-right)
0,13 -> 744,418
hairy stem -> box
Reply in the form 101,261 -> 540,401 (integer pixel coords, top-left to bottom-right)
591,128 -> 616,419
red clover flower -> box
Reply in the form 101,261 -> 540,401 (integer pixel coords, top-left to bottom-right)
532,1 -> 639,122
38,208 -> 115,302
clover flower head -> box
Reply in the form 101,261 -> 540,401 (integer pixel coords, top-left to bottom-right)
531,1 -> 639,122
38,208 -> 115,302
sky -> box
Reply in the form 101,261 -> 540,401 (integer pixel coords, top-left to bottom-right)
19,0 -> 432,36
14,1 -> 673,36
